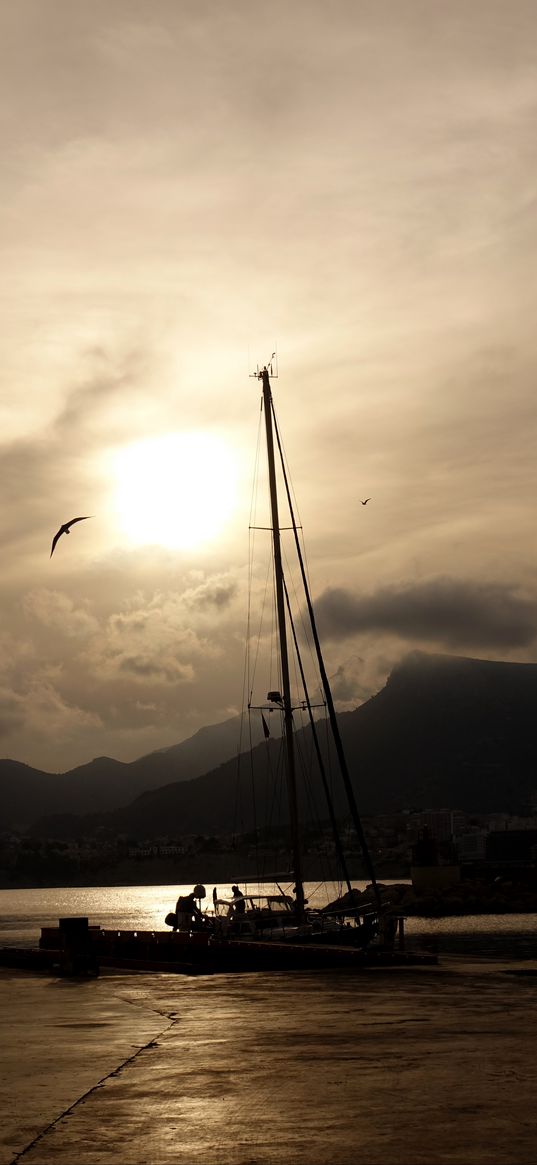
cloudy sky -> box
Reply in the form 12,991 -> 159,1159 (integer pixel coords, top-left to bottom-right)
2,0 -> 537,771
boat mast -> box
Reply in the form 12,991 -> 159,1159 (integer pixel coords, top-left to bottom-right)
259,366 -> 306,923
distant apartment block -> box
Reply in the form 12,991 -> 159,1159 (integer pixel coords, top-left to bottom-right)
410,809 -> 467,841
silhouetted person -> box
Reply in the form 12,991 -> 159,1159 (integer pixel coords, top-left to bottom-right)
230,885 -> 245,916
174,890 -> 204,931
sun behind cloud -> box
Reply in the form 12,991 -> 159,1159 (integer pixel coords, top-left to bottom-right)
112,431 -> 238,550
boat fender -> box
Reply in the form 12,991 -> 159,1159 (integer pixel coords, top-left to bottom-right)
165,912 -> 177,928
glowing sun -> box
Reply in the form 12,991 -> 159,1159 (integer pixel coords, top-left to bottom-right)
113,431 -> 238,550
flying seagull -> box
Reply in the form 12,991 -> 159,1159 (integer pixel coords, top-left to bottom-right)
361,498 -> 371,505
50,516 -> 92,558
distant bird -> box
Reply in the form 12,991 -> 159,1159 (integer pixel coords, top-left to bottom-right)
361,498 -> 371,506
50,516 -> 92,558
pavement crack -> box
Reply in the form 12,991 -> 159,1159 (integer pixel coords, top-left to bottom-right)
8,1019 -> 175,1165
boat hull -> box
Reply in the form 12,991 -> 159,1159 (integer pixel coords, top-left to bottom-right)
36,925 -> 436,973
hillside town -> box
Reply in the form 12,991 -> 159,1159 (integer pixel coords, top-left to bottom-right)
2,805 -> 537,913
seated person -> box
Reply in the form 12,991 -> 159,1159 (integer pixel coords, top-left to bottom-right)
174,890 -> 205,931
227,885 -> 246,927
230,885 -> 246,916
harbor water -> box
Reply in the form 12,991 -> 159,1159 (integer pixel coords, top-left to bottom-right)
1,881 -> 536,960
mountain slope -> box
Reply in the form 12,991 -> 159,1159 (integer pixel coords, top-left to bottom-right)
336,650 -> 537,814
0,715 -> 272,829
29,652 -> 537,839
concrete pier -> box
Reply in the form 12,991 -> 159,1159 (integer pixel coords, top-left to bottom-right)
1,959 -> 536,1164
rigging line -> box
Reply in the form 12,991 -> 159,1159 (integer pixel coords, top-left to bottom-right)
241,506 -> 259,753
236,401 -> 266,843
283,575 -> 353,897
308,879 -> 330,900
282,558 -> 307,724
234,709 -> 260,866
274,434 -> 324,708
322,709 -> 336,807
263,730 -> 287,863
234,672 -> 258,839
261,728 -> 288,882
268,394 -> 303,535
233,712 -> 245,839
281,539 -> 323,703
234,609 -> 252,836
248,707 -> 260,869
294,731 -> 324,842
261,369 -> 304,919
271,396 -> 381,912
236,483 -> 262,837
247,404 -> 264,701
270,395 -> 315,596
291,731 -> 345,898
269,539 -> 282,700
246,602 -> 275,860
249,548 -> 274,705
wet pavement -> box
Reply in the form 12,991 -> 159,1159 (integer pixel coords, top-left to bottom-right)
1,959 -> 536,1164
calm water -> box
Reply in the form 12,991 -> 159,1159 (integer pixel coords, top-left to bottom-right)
1,881 -> 536,960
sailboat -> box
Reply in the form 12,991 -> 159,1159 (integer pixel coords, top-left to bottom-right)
38,365 -> 435,974
208,361 -> 385,947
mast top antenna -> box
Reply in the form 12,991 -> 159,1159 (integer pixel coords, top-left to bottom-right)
249,351 -> 278,379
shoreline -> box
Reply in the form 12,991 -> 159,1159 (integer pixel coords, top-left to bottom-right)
0,855 -> 409,891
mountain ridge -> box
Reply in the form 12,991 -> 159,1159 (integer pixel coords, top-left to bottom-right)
0,714 -> 275,830
20,651 -> 537,839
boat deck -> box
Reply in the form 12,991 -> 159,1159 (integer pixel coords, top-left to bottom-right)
0,924 -> 437,974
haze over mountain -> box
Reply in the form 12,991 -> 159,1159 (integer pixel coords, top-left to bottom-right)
20,652 -> 537,841
0,715 -> 276,831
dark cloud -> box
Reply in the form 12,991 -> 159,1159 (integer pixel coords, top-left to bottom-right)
118,654 -> 193,684
314,577 -> 537,650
